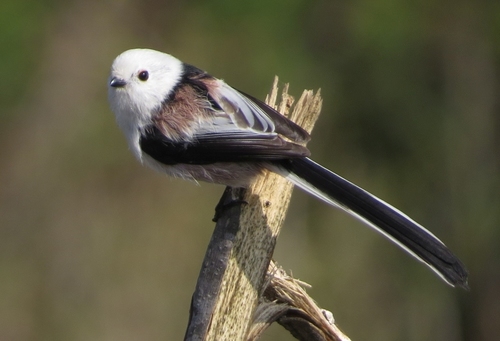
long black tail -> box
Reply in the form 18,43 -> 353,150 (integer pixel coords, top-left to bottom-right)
278,157 -> 468,289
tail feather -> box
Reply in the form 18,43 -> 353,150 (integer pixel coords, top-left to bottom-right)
278,157 -> 468,289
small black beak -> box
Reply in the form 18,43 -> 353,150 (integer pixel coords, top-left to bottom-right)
109,77 -> 127,88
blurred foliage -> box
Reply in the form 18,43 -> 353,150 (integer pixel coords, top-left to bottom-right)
1,0 -> 499,340
0,1 -> 49,116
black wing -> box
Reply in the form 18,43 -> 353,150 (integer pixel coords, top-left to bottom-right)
139,125 -> 310,166
182,63 -> 311,143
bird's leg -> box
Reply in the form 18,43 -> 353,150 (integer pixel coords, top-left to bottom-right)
212,187 -> 247,222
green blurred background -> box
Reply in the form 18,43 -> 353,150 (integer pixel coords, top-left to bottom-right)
1,0 -> 499,340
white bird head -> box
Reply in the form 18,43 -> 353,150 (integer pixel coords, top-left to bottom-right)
108,49 -> 183,158
108,49 -> 183,133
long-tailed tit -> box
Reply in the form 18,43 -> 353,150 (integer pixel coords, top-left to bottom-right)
108,48 -> 468,289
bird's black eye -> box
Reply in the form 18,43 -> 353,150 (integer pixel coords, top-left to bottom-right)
138,70 -> 149,81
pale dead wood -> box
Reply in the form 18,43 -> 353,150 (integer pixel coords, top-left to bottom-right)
248,262 -> 351,341
185,78 -> 348,341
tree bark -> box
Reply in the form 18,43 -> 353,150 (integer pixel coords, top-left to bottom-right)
184,78 -> 348,341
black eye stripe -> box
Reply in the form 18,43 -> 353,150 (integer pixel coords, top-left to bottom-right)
138,70 -> 149,81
